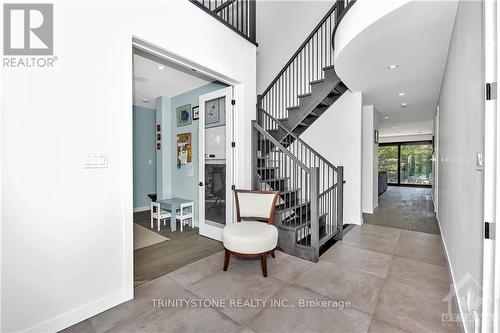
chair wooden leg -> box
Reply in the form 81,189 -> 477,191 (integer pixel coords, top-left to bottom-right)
261,254 -> 268,277
223,250 -> 230,271
271,250 -> 275,258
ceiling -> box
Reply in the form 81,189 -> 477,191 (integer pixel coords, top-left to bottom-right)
334,1 -> 458,137
133,50 -> 213,109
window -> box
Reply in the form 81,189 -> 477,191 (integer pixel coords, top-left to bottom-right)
378,141 -> 433,186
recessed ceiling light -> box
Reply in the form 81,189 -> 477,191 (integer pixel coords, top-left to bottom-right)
384,116 -> 390,120
142,99 -> 150,103
392,126 -> 397,129
387,64 -> 399,70
401,103 -> 408,108
398,92 -> 405,97
157,65 -> 165,70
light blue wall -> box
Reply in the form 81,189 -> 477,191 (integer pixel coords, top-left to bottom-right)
169,82 -> 227,226
133,105 -> 157,210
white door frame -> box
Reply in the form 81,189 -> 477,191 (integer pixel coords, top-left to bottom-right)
482,1 -> 498,332
198,87 -> 234,241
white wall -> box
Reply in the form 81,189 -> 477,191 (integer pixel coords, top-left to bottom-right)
379,133 -> 433,143
362,105 -> 379,214
256,0 -> 333,93
1,1 -> 256,332
300,92 -> 363,225
437,1 -> 484,332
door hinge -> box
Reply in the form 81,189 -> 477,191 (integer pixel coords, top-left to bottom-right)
231,185 -> 236,190
231,142 -> 236,148
231,99 -> 236,105
485,222 -> 495,239
486,82 -> 497,100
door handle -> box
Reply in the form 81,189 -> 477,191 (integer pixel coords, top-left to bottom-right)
199,182 -> 203,186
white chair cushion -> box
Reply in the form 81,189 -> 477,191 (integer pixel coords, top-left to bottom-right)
223,221 -> 278,254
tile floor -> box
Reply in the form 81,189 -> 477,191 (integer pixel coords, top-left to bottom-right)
364,186 -> 440,234
63,223 -> 460,333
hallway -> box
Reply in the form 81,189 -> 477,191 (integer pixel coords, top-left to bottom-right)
363,186 -> 440,234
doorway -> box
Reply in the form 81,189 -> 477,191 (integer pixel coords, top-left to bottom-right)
379,141 -> 433,186
131,43 -> 236,286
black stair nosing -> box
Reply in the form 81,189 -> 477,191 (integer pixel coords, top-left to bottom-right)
257,165 -> 279,170
276,200 -> 310,214
258,176 -> 289,182
310,78 -> 325,86
279,188 -> 301,195
322,64 -> 335,71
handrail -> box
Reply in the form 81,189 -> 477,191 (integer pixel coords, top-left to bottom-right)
260,2 -> 339,97
331,0 -> 357,48
257,105 -> 338,172
189,0 -> 257,46
252,120 -> 312,174
214,0 -> 238,13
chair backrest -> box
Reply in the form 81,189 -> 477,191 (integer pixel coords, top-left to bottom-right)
234,189 -> 280,224
151,201 -> 160,214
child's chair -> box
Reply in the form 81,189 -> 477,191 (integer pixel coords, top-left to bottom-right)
150,202 -> 172,232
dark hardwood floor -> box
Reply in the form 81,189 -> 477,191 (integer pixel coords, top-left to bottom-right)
134,211 -> 223,287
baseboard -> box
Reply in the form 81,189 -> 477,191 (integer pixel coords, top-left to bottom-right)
133,206 -> 149,213
24,288 -> 132,333
435,215 -> 467,333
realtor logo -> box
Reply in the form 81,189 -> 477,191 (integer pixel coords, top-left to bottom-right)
3,3 -> 53,55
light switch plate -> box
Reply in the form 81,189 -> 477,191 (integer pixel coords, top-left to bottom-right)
476,152 -> 483,171
84,154 -> 108,169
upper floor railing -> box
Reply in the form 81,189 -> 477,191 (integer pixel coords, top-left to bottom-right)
190,0 -> 257,45
257,0 -> 355,120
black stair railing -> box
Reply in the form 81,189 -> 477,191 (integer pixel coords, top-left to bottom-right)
253,0 -> 356,261
190,0 -> 257,45
257,0 -> 355,120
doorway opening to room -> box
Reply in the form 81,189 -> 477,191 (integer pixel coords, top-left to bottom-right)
132,45 -> 235,287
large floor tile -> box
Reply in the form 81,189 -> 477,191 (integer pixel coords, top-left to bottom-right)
234,250 -> 313,283
395,230 -> 447,266
186,268 -> 288,325
106,305 -> 243,333
351,223 -> 402,241
246,285 -> 372,333
89,276 -> 186,333
343,229 -> 399,255
294,260 -> 384,315
388,256 -> 451,297
368,318 -> 410,333
168,250 -> 227,287
374,279 -> 460,333
321,243 -> 393,279
59,320 -> 96,333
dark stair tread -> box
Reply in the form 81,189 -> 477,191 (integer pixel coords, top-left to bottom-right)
310,79 -> 325,85
276,199 -> 310,214
298,92 -> 312,99
257,166 -> 279,170
322,65 -> 335,71
280,213 -> 328,231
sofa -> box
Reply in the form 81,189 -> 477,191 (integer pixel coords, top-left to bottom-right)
378,171 -> 388,195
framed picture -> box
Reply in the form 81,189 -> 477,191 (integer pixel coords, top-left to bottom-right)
192,106 -> 199,120
374,130 -> 379,143
205,99 -> 220,124
176,104 -> 192,127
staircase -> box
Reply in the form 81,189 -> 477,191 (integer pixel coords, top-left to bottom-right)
254,0 -> 355,262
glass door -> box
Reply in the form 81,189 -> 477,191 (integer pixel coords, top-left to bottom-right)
198,87 -> 233,241
400,143 -> 433,185
378,141 -> 433,186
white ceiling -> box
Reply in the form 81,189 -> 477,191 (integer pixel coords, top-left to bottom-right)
335,1 -> 458,137
133,51 -> 213,109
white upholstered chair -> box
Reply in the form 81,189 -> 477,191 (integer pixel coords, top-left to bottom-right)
222,189 -> 280,277
150,202 -> 172,232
